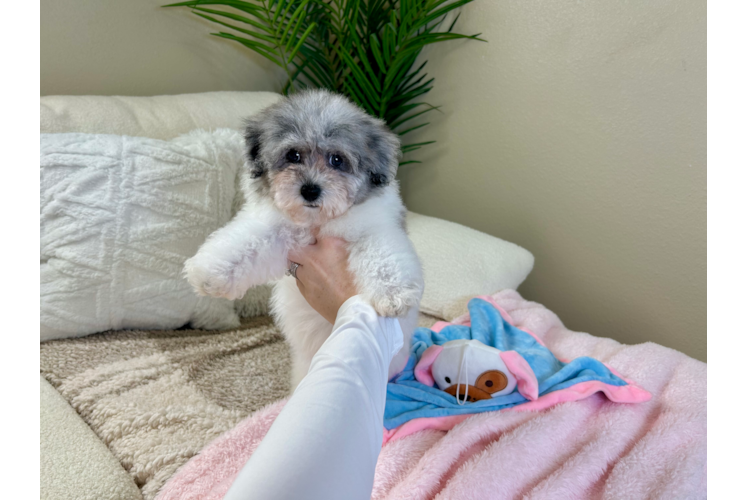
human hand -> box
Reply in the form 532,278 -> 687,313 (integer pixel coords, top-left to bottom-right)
287,236 -> 358,324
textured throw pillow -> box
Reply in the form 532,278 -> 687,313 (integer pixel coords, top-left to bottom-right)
40,129 -> 248,341
406,212 -> 535,320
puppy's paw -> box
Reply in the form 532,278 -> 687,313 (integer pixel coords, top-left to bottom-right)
370,295 -> 409,318
368,285 -> 422,318
184,255 -> 245,300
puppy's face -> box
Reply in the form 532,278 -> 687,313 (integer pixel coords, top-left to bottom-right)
244,90 -> 401,226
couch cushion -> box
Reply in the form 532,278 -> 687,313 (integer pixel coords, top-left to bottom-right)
406,212 -> 534,320
40,91 -> 281,139
41,376 -> 143,500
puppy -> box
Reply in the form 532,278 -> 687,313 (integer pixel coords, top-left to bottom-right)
185,90 -> 424,389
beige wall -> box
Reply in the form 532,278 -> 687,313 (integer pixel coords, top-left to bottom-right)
399,0 -> 706,361
41,0 -> 283,96
40,1 -> 706,361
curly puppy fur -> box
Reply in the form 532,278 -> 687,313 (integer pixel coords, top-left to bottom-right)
185,90 -> 424,388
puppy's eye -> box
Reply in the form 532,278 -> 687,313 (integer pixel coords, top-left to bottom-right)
286,149 -> 302,164
445,377 -> 451,384
329,154 -> 344,169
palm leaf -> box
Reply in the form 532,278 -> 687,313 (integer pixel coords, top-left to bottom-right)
165,0 -> 484,162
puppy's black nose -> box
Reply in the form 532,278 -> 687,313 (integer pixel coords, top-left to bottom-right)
300,183 -> 321,202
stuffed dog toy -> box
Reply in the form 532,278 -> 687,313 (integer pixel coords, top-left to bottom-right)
414,339 -> 538,403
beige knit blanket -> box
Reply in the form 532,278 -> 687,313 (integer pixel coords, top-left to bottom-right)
40,313 -> 441,499
40,316 -> 290,499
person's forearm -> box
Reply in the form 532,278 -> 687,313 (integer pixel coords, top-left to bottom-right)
224,295 -> 403,500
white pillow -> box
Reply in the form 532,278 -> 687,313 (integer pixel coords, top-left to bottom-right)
406,212 -> 534,320
40,92 -> 280,325
40,129 -> 246,341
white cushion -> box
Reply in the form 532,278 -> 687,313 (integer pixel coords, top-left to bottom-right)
41,376 -> 143,500
40,91 -> 282,139
406,212 -> 534,320
41,92 -> 280,327
40,129 -> 245,341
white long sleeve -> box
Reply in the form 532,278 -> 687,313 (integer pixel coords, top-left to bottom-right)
224,295 -> 404,500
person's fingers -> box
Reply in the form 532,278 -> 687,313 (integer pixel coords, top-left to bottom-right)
288,234 -> 322,264
287,246 -> 309,265
320,236 -> 347,254
298,242 -> 325,267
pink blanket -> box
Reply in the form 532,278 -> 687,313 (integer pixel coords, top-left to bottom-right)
157,290 -> 707,499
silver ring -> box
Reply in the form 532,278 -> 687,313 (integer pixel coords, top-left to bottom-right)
286,262 -> 300,280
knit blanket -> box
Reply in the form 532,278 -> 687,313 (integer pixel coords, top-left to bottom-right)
40,316 -> 291,500
157,290 -> 706,500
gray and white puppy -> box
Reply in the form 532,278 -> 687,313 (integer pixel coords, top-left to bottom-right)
185,90 -> 424,388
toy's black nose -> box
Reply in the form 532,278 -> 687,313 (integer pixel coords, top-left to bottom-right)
300,183 -> 321,202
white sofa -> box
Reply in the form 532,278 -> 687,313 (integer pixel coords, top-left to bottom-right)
40,91 -> 534,500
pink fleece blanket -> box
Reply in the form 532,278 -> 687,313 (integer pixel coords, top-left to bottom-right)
157,290 -> 707,500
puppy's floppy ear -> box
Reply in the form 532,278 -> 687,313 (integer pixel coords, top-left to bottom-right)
244,118 -> 265,179
361,119 -> 401,188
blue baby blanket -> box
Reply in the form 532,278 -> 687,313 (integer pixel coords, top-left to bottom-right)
384,297 -> 649,431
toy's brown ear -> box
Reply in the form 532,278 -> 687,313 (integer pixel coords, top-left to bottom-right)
444,384 -> 492,402
475,370 -> 509,394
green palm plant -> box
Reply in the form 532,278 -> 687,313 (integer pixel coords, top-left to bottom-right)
164,0 -> 484,163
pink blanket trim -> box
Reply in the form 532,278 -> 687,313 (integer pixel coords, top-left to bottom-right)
157,290 -> 707,500
412,345 -> 443,387
499,350 -> 539,400
382,414 -> 473,444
